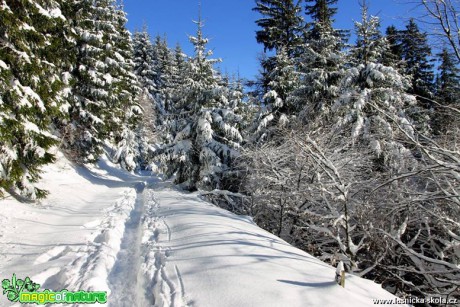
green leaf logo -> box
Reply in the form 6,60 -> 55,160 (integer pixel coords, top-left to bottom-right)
1,274 -> 40,302
1,279 -> 10,290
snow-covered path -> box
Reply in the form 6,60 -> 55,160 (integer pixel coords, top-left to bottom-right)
107,183 -> 148,306
0,152 -> 406,306
141,188 -> 186,307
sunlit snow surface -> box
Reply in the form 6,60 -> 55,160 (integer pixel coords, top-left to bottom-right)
0,151 -> 406,306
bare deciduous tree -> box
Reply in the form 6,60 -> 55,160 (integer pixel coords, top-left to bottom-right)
421,0 -> 460,61
224,111 -> 460,300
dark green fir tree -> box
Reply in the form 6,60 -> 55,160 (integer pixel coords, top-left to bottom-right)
293,0 -> 346,122
433,48 -> 460,134
63,0 -> 140,164
0,0 -> 70,199
153,18 -> 243,191
252,0 -> 304,142
400,19 -> 435,107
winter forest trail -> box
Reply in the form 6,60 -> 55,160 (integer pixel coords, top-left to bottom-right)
0,153 -> 188,307
106,183 -> 187,307
107,183 -> 148,306
0,154 -> 406,307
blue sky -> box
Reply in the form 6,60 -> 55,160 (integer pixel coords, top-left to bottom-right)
124,0 -> 421,81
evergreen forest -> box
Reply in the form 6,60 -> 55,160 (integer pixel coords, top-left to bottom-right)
1,0 -> 459,302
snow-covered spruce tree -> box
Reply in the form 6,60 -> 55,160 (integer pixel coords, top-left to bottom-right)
226,75 -> 252,134
160,42 -> 189,143
63,0 -> 140,164
146,36 -> 190,144
0,0 -> 70,199
333,6 -> 417,173
381,25 -> 404,69
253,0 -> 304,109
140,37 -> 189,146
400,19 -> 435,110
151,35 -> 173,121
432,47 -> 460,136
293,0 -> 346,122
109,2 -> 142,172
153,18 -> 243,191
253,0 -> 304,56
349,5 -> 384,65
170,43 -> 189,110
132,90 -> 157,171
250,47 -> 299,142
62,0 -> 109,162
131,28 -> 158,166
133,28 -> 157,98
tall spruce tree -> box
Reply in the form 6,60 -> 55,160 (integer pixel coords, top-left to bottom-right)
63,0 -> 139,163
294,0 -> 346,122
436,48 -> 460,106
400,19 -> 435,107
253,0 -> 304,95
169,44 -> 188,113
305,0 -> 337,37
132,28 -> 158,165
334,5 -> 417,173
252,0 -> 304,142
304,0 -> 348,47
63,0 -> 110,162
0,0 -> 70,199
227,75 -> 251,132
254,0 -> 304,56
351,6 -> 386,65
154,18 -> 242,191
433,48 -> 460,134
381,25 -> 404,68
152,35 -> 176,126
158,43 -> 189,145
251,47 -> 298,142
110,1 -> 142,171
133,28 -> 157,96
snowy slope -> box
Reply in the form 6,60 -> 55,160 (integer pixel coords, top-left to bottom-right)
0,151 -> 407,306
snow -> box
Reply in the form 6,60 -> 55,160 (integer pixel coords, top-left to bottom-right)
0,60 -> 8,70
32,3 -> 64,20
34,3 -> 51,18
0,151 -> 406,306
23,121 -> 41,134
19,23 -> 35,32
2,145 -> 17,161
23,121 -> 59,140
49,8 -> 65,20
114,52 -> 125,62
0,2 -> 11,12
352,115 -> 364,140
197,112 -> 213,143
103,73 -> 113,85
263,90 -> 278,101
22,84 -> 46,112
62,72 -> 71,85
370,139 -> 382,156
